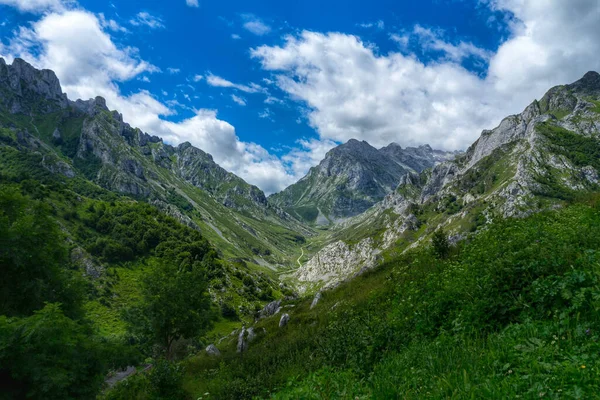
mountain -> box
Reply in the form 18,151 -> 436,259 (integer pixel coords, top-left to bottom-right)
0,57 -> 311,268
4,56 -> 600,399
294,71 -> 600,289
269,139 -> 456,224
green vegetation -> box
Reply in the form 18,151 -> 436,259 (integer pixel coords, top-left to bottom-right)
178,198 -> 600,399
125,259 -> 213,360
539,122 -> 600,171
0,188 -> 137,398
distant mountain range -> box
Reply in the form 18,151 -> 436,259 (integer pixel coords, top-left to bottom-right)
2,56 -> 600,292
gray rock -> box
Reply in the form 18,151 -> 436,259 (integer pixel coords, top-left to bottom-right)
237,327 -> 248,353
259,300 -> 281,318
205,344 -> 221,356
70,247 -> 104,278
279,313 -> 290,328
310,292 -> 322,309
0,57 -> 68,113
52,128 -> 62,143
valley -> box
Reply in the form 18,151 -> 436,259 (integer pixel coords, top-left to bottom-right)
1,56 -> 600,399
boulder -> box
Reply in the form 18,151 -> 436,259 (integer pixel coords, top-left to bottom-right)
259,299 -> 281,318
279,313 -> 290,328
310,292 -> 322,309
205,344 -> 220,357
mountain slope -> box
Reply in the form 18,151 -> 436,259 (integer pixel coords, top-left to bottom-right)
0,57 -> 311,269
293,71 -> 600,290
269,139 -> 455,225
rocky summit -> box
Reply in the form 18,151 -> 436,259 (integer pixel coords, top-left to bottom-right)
269,139 -> 456,225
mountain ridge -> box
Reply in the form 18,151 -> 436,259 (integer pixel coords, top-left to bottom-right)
0,57 -> 312,268
269,138 -> 456,225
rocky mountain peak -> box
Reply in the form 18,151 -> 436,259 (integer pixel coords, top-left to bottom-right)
568,70 -> 600,95
72,96 -> 110,116
270,138 -> 453,224
0,57 -> 68,113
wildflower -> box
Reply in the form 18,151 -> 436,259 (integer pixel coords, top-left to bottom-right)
508,370 -> 513,374
581,365 -> 586,369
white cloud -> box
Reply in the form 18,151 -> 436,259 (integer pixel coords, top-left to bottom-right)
0,9 -> 298,194
0,0 -> 67,12
231,94 -> 246,106
138,75 -> 150,82
241,14 -> 271,36
192,74 -> 203,82
98,13 -> 128,33
258,108 -> 274,121
206,73 -> 264,93
410,24 -> 492,62
167,67 -> 180,74
252,0 -> 600,151
389,33 -> 409,47
264,95 -> 284,105
357,20 -> 384,30
129,11 -> 164,29
281,138 -> 337,177
185,0 -> 199,7
231,33 -> 241,40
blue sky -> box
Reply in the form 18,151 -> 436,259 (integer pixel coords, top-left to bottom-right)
0,0 -> 598,193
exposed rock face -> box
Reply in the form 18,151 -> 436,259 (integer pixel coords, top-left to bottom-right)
295,238 -> 378,288
279,313 -> 290,328
0,58 -> 68,113
270,139 -> 455,224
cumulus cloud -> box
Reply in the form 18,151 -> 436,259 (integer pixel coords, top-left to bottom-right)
252,0 -> 600,151
167,67 -> 180,74
185,0 -> 199,7
129,11 -> 164,29
241,13 -> 271,36
0,9 -> 298,194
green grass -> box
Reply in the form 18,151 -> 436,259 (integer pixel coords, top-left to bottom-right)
177,198 -> 600,399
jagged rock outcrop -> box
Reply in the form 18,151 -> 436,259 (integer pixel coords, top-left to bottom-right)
295,238 -> 378,289
259,299 -> 281,318
0,57 -> 68,113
